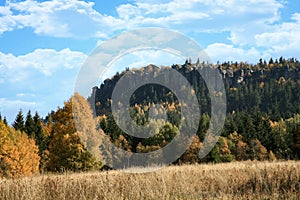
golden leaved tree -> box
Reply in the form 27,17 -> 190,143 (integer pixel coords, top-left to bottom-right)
71,93 -> 104,161
0,120 -> 40,178
46,93 -> 103,172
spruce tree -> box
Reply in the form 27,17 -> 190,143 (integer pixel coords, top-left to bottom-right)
25,110 -> 35,138
12,110 -> 25,132
33,112 -> 48,157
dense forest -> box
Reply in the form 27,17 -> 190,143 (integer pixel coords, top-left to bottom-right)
1,57 -> 300,177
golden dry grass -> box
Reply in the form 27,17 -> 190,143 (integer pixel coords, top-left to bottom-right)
0,161 -> 299,200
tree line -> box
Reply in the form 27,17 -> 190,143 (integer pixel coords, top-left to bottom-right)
0,94 -> 102,178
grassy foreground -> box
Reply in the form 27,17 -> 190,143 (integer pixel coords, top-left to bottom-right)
0,161 -> 299,200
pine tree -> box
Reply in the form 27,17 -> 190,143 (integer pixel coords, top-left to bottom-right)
33,112 -> 48,157
12,110 -> 25,132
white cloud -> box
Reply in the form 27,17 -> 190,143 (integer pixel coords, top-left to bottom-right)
0,5 -> 16,34
117,4 -> 141,20
0,0 -> 123,38
254,12 -> 300,58
0,0 -> 297,63
0,48 -> 88,122
0,48 -> 86,83
133,0 -> 283,24
205,43 -> 264,63
112,0 -> 287,52
0,0 -> 293,62
0,0 -> 285,41
128,0 -> 298,61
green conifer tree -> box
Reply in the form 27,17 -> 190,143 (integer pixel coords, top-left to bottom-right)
12,109 -> 25,132
25,110 -> 35,138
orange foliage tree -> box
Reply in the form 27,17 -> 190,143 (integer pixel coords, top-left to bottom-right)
46,93 -> 103,172
0,120 -> 40,178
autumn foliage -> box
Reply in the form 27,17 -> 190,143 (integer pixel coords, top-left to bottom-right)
0,120 -> 40,178
46,93 -> 102,172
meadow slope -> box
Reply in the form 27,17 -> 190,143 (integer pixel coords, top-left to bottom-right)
0,161 -> 299,200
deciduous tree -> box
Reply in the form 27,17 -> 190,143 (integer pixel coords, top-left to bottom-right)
46,93 -> 102,172
0,121 -> 40,178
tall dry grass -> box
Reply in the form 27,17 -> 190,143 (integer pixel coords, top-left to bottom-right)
0,161 -> 299,200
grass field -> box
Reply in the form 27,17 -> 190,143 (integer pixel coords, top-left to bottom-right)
0,161 -> 299,200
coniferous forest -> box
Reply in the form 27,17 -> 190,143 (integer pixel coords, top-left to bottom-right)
1,57 -> 300,178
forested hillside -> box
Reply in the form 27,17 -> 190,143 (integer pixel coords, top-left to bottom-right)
91,57 -> 300,165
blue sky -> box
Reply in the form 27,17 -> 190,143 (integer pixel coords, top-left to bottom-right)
0,0 -> 300,123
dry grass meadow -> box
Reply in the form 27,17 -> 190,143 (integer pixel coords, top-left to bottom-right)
0,161 -> 299,200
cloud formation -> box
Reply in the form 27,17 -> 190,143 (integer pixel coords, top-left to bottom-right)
1,0 -> 298,60
0,48 -> 87,123
255,12 -> 300,58
0,48 -> 86,83
0,0 -> 122,38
